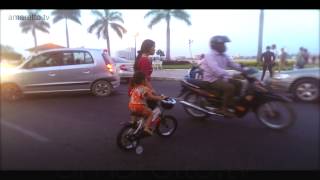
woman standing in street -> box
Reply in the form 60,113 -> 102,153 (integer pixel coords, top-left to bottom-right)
133,39 -> 156,94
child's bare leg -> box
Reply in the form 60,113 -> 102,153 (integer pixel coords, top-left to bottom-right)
143,108 -> 153,134
144,114 -> 153,129
130,115 -> 137,123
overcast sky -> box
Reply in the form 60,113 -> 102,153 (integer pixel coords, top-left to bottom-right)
1,9 -> 319,58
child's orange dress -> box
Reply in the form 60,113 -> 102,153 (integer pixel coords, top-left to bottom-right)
128,85 -> 152,117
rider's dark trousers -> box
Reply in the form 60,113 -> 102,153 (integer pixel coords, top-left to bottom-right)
261,64 -> 273,81
209,79 -> 242,110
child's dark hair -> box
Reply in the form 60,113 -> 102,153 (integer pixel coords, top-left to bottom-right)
130,71 -> 146,88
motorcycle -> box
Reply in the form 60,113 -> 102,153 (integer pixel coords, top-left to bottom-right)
177,67 -> 295,131
116,97 -> 177,154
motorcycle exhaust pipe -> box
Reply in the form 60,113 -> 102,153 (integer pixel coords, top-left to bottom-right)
179,100 -> 223,116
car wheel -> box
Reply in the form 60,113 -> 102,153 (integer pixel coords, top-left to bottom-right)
1,83 -> 23,101
91,80 -> 113,97
292,79 -> 319,102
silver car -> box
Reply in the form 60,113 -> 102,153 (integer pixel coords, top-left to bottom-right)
112,57 -> 134,82
1,48 -> 120,101
265,68 -> 320,102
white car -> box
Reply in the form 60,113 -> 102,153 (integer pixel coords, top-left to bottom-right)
112,57 -> 134,82
1,48 -> 120,101
265,68 -> 320,102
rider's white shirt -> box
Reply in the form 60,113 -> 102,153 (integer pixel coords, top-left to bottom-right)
200,50 -> 242,83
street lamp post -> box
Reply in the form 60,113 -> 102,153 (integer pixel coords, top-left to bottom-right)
257,10 -> 264,63
189,39 -> 194,59
134,32 -> 139,60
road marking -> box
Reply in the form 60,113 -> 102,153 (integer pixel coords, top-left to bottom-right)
115,91 -> 129,95
1,120 -> 50,143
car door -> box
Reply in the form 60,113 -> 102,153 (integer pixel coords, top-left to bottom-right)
17,52 -> 65,93
55,51 -> 94,91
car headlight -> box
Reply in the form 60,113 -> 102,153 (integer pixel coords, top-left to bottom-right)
0,65 -> 19,81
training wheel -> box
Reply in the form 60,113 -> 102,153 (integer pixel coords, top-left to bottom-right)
135,145 -> 144,155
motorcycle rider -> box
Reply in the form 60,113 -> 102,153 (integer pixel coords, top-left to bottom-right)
200,35 -> 244,117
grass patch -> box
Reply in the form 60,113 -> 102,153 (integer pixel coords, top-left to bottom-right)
163,64 -> 192,69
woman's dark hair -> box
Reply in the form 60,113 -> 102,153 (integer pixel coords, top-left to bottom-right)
129,71 -> 146,88
134,39 -> 155,72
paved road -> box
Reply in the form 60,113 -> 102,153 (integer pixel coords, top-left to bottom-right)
1,80 -> 319,170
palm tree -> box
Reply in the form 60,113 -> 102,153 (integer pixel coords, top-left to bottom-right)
88,10 -> 127,56
257,10 -> 264,63
19,10 -> 50,53
51,10 -> 81,48
145,10 -> 191,60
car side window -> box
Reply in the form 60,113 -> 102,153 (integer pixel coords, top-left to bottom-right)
26,52 -> 62,68
62,52 -> 75,65
73,52 -> 83,65
70,51 -> 94,65
84,52 -> 94,64
25,55 -> 46,68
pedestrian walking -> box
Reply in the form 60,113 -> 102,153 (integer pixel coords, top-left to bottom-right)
296,47 -> 306,69
279,48 -> 288,72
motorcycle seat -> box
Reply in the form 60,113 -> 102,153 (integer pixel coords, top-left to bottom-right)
185,78 -> 209,88
184,78 -> 221,93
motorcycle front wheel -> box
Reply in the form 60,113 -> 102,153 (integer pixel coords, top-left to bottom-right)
255,101 -> 295,131
156,115 -> 178,137
116,125 -> 139,151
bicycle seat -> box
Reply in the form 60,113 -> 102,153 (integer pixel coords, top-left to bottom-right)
130,112 -> 145,117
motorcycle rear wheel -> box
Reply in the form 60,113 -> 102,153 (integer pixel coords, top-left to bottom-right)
183,93 -> 209,119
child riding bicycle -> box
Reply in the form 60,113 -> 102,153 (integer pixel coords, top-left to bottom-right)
128,71 -> 166,135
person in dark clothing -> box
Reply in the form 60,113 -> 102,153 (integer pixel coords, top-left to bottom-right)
260,46 -> 276,81
296,47 -> 306,69
303,48 -> 310,64
311,55 -> 317,64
